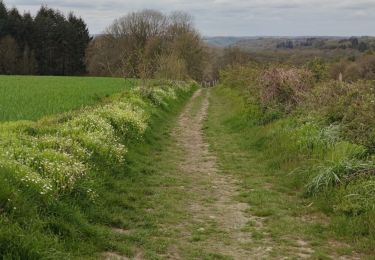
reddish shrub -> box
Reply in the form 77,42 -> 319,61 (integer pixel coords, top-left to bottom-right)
258,67 -> 314,113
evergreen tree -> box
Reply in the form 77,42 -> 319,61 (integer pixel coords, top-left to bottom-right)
0,1 -> 8,38
0,2 -> 91,75
65,13 -> 91,75
7,8 -> 22,42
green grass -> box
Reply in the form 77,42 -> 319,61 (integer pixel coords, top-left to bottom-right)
204,86 -> 374,258
0,76 -> 135,122
1,80 -> 372,258
0,81 -> 197,258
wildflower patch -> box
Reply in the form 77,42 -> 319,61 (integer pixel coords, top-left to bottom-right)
0,81 -> 196,198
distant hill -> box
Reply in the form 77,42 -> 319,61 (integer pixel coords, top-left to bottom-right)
203,36 -> 252,47
204,36 -> 375,52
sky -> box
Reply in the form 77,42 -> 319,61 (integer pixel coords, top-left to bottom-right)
4,0 -> 375,36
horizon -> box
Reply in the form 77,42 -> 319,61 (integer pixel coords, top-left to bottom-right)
203,35 -> 375,38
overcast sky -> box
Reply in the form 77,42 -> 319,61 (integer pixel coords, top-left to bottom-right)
4,0 -> 375,36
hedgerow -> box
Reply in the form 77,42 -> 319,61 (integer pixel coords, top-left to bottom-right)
220,64 -> 375,247
0,80 -> 196,199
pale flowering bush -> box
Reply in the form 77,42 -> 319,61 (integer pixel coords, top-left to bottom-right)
0,81 -> 195,198
62,112 -> 127,165
37,135 -> 92,162
99,102 -> 148,140
0,154 -> 54,195
137,80 -> 196,106
137,87 -> 170,106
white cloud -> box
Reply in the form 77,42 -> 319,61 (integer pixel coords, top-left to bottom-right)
4,0 -> 375,35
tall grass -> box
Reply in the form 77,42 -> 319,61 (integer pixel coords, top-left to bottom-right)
222,63 -> 375,250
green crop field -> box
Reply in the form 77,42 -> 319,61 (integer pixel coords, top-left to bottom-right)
0,76 -> 135,122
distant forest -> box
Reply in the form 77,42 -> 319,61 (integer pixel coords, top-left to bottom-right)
275,37 -> 375,51
0,1 -> 91,76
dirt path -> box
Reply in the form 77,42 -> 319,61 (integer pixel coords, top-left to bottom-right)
102,89 -> 263,260
171,89 -> 263,259
102,88 -> 365,260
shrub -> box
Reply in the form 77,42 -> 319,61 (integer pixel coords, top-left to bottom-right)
330,61 -> 348,81
310,80 -> 375,151
359,55 -> 375,80
329,54 -> 375,82
306,58 -> 328,82
220,65 -> 315,121
344,63 -> 362,82
258,67 -> 314,113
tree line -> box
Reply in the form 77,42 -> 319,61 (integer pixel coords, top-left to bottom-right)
0,2 -> 228,81
0,1 -> 90,75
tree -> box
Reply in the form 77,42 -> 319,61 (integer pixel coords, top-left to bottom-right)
19,44 -> 37,75
170,30 -> 205,81
0,1 -> 8,38
220,47 -> 252,67
358,42 -> 369,52
64,13 -> 91,75
155,53 -> 188,80
306,58 -> 328,82
20,13 -> 34,49
103,9 -> 168,78
85,35 -> 122,76
349,37 -> 359,49
7,8 -> 22,43
87,10 -> 207,81
33,7 -> 67,75
0,2 -> 91,76
0,35 -> 19,74
32,6 -> 90,75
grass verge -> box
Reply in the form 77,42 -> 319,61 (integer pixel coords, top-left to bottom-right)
0,81 -> 196,259
204,86 -> 373,258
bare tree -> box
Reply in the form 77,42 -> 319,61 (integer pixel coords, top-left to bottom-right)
85,9 -> 209,82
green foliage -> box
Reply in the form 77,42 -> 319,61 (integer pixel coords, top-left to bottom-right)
218,73 -> 375,251
205,86 -> 374,256
306,58 -> 328,82
310,80 -> 375,151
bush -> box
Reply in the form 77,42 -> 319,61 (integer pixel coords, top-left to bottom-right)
306,58 -> 328,82
258,67 -> 314,113
360,55 -> 375,80
220,65 -> 315,121
310,80 -> 375,151
329,54 -> 375,82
